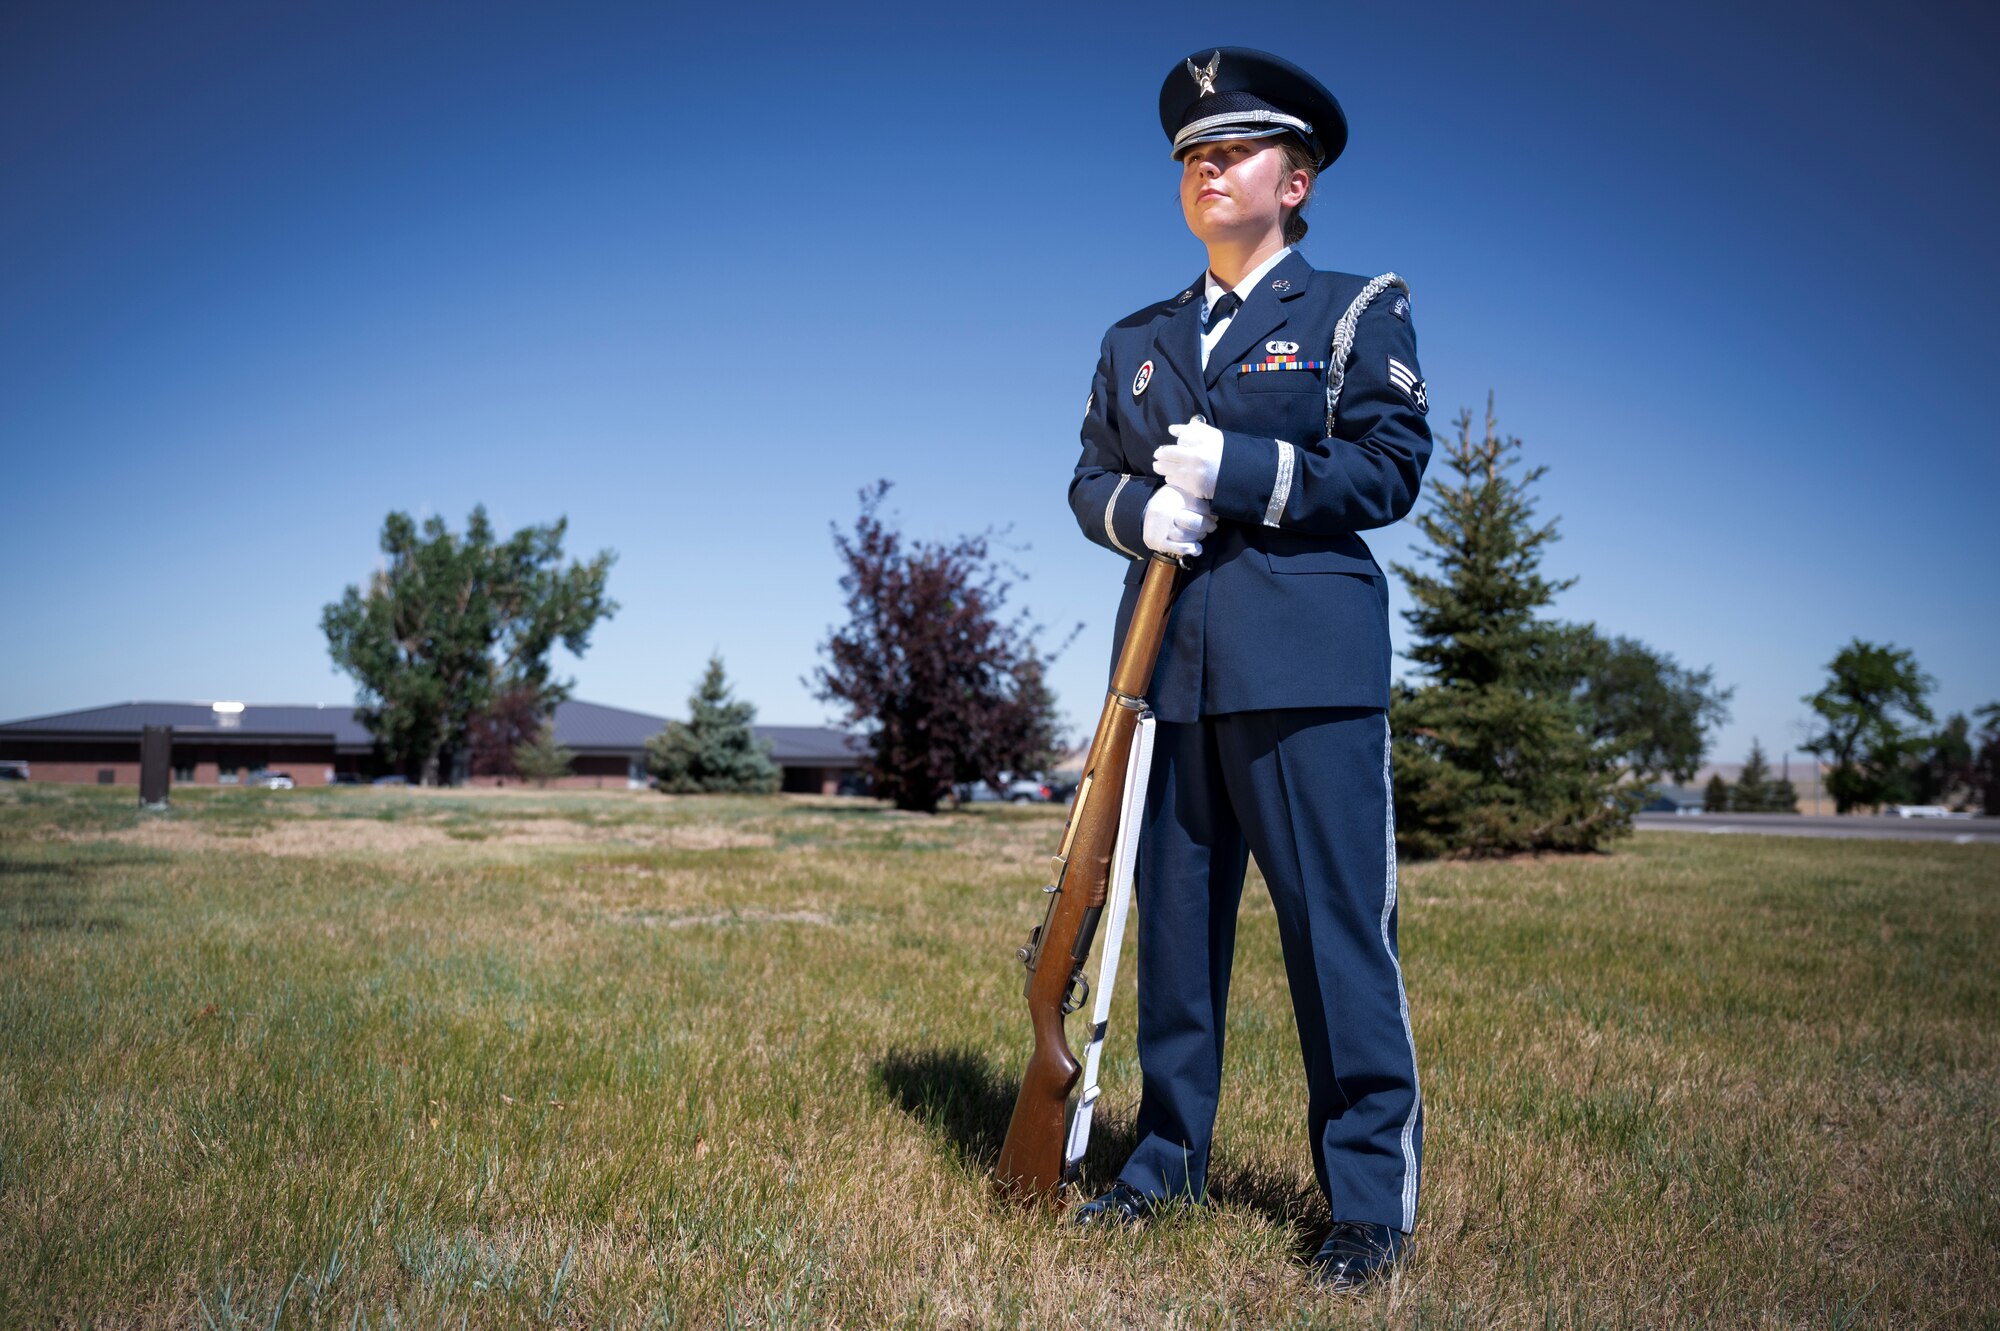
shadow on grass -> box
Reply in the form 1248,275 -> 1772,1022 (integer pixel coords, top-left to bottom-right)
873,1045 -> 1021,1170
1207,1155 -> 1330,1257
873,1043 -> 1329,1252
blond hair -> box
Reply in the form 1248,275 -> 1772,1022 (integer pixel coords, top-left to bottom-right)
1277,136 -> 1318,245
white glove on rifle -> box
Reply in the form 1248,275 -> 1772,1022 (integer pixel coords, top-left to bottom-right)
1153,418 -> 1225,499
1143,483 -> 1217,558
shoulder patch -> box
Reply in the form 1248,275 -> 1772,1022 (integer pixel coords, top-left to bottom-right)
1132,360 -> 1154,398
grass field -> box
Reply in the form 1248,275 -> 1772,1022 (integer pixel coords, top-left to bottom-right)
1,784 -> 1995,1329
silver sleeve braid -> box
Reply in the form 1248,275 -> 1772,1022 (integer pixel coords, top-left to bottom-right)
1325,272 -> 1409,437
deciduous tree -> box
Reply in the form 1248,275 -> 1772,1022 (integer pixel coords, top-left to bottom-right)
646,655 -> 781,794
1975,704 -> 2000,816
1911,713 -> 1977,808
1568,632 -> 1732,784
1801,640 -> 1934,813
813,483 -> 1068,814
321,507 -> 615,784
468,687 -> 546,780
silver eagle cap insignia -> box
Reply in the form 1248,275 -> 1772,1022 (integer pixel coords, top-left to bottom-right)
1186,51 -> 1221,97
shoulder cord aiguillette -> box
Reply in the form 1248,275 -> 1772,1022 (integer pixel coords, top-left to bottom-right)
1325,272 -> 1408,437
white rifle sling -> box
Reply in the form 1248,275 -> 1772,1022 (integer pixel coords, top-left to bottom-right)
1064,713 -> 1157,1173
1324,272 -> 1408,437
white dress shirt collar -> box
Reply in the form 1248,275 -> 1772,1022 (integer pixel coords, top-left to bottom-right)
1201,245 -> 1293,370
1203,245 -> 1294,317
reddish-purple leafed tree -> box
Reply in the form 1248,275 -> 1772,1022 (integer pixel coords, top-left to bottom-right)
468,686 -> 546,778
814,482 -> 1068,813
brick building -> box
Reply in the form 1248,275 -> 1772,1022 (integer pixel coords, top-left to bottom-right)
0,699 -> 863,795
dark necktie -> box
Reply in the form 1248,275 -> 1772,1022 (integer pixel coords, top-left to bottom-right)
1206,291 -> 1241,329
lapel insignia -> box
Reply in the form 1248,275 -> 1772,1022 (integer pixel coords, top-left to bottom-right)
1178,289 -> 1194,304
1133,360 -> 1154,397
1185,51 -> 1220,97
1267,340 -> 1299,355
1271,278 -> 1290,291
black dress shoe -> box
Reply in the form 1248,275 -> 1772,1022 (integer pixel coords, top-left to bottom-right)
1067,1181 -> 1161,1228
1311,1221 -> 1410,1291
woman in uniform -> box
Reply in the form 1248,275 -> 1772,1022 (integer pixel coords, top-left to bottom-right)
1063,46 -> 1433,1291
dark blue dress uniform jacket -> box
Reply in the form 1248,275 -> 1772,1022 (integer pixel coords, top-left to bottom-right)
1068,250 -> 1432,722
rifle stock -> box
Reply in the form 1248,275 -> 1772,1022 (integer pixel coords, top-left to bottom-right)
995,554 -> 1181,1202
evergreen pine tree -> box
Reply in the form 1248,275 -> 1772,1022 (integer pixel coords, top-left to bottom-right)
1389,398 -> 1637,857
512,720 -> 574,787
1766,777 -> 1800,813
1703,773 -> 1731,814
1734,739 -> 1773,812
646,654 -> 781,795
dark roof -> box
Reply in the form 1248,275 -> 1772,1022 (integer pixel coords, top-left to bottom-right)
551,699 -> 668,751
551,701 -> 861,765
753,725 -> 867,764
0,699 -> 861,767
0,701 -> 378,753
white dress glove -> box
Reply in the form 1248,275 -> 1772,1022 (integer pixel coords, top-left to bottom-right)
1153,418 -> 1225,499
1143,483 -> 1218,558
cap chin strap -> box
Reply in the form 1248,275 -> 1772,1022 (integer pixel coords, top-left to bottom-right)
1171,107 -> 1313,157
1326,273 -> 1408,436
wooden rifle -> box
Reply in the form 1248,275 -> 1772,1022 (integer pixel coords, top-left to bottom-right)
995,553 -> 1181,1202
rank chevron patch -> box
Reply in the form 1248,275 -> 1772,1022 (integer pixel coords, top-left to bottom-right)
1387,356 -> 1427,411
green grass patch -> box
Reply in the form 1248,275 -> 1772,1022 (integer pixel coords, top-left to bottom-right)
0,784 -> 1994,1327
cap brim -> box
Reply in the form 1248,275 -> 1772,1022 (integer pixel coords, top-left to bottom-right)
1171,122 -> 1306,160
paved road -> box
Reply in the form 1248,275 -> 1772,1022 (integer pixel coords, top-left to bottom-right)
1635,812 -> 2000,844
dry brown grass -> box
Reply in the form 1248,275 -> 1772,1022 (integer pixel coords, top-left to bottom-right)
0,784 -> 1994,1328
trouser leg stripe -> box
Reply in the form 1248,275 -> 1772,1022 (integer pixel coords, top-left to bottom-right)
1381,711 -> 1422,1231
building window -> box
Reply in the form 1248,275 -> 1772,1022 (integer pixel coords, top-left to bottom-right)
219,761 -> 239,785
173,762 -> 195,782
97,769 -> 116,785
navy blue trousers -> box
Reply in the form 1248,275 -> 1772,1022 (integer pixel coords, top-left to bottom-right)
1116,707 -> 1423,1232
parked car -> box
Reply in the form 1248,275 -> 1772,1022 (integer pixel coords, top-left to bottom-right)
0,762 -> 27,781
329,772 -> 363,786
250,772 -> 295,790
371,774 -> 410,786
956,774 -> 1055,804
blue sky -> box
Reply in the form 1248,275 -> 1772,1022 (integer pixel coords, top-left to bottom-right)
4,0 -> 1995,765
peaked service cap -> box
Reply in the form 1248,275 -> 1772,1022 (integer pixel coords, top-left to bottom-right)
1160,46 -> 1347,169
